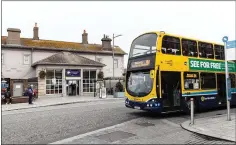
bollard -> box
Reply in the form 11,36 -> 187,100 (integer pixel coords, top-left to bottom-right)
190,98 -> 194,125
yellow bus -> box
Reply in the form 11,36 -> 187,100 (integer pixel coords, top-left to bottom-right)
125,31 -> 236,113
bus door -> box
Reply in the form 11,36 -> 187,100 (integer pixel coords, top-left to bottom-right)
161,71 -> 181,111
217,74 -> 226,104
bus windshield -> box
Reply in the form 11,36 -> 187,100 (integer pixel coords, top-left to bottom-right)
126,70 -> 153,97
129,33 -> 157,58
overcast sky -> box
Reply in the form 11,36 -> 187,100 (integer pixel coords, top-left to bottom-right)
2,1 -> 235,66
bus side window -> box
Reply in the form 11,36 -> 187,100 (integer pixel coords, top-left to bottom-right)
162,36 -> 180,56
200,73 -> 216,89
229,74 -> 236,88
206,43 -> 214,59
181,39 -> 198,57
199,42 -> 214,59
184,72 -> 200,90
198,42 -> 206,58
214,45 -> 225,60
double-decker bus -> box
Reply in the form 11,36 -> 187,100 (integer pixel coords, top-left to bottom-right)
125,31 -> 236,113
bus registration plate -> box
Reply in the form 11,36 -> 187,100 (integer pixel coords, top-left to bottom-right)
134,106 -> 140,110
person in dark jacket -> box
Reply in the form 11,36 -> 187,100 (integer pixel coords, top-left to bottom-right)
5,90 -> 12,104
28,85 -> 33,104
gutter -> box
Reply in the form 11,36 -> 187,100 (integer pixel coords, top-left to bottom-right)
1,44 -> 127,56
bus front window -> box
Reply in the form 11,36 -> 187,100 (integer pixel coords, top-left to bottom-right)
129,33 -> 157,58
127,70 -> 153,97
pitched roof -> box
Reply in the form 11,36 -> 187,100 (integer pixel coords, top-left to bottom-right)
32,51 -> 106,67
1,36 -> 126,55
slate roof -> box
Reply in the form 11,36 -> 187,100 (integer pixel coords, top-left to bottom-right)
1,36 -> 126,55
32,52 -> 106,67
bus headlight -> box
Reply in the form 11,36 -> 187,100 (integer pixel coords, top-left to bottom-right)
150,104 -> 153,107
147,104 -> 149,107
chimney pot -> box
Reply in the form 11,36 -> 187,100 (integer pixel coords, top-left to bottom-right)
101,34 -> 112,51
33,22 -> 39,40
82,30 -> 88,44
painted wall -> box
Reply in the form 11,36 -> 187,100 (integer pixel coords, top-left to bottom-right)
2,47 -> 125,80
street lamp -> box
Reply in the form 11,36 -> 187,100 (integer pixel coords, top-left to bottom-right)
112,34 -> 122,78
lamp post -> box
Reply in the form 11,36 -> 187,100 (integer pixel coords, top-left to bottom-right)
112,34 -> 122,78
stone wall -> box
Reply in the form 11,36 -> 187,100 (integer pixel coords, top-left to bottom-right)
38,78 -> 45,96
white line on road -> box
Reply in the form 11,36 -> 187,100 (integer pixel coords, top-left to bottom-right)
49,118 -> 140,144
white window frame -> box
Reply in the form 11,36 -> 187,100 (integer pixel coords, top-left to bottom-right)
114,59 -> 118,68
45,69 -> 63,95
23,54 -> 30,65
83,70 -> 96,93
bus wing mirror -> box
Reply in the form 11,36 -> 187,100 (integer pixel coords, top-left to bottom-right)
150,70 -> 155,79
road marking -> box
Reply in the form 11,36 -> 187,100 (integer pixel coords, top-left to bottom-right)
49,118 -> 140,144
161,119 -> 181,128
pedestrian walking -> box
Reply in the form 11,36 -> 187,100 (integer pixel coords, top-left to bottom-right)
5,90 -> 12,104
27,85 -> 33,104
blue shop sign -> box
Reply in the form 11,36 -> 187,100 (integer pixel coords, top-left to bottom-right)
66,69 -> 81,77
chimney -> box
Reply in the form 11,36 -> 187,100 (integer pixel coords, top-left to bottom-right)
33,23 -> 39,40
101,34 -> 112,51
82,30 -> 88,44
6,28 -> 21,45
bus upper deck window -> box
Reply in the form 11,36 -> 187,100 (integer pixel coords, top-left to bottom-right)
199,42 -> 214,59
181,39 -> 198,57
214,45 -> 225,60
162,36 -> 180,55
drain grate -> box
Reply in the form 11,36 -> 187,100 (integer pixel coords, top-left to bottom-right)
96,131 -> 136,142
135,122 -> 155,127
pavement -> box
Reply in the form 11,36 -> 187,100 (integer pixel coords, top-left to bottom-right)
1,95 -> 124,111
181,113 -> 236,142
50,113 -> 235,144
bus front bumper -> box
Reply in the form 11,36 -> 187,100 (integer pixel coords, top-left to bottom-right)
125,98 -> 162,112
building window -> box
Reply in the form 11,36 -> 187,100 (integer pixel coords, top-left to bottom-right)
214,45 -> 225,60
23,54 -> 30,65
114,59 -> 118,68
184,72 -> 200,90
230,74 -> 236,88
162,36 -> 181,55
96,57 -> 102,63
83,70 -> 96,92
46,69 -> 63,94
198,42 -> 214,59
182,39 -> 198,57
200,73 -> 216,89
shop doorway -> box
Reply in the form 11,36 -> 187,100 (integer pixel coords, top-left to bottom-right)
66,80 -> 80,96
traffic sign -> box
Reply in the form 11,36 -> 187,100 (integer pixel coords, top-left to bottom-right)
226,40 -> 236,49
222,36 -> 228,42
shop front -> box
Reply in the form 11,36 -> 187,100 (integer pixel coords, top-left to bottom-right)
65,69 -> 81,96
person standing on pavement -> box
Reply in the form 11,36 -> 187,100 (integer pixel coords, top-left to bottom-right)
5,90 -> 12,104
27,85 -> 33,104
